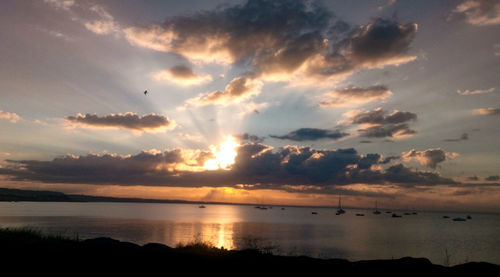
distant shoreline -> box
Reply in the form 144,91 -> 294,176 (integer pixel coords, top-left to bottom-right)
1,187 -> 498,214
0,228 -> 498,274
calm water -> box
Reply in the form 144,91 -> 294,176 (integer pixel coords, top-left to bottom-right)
0,202 -> 498,265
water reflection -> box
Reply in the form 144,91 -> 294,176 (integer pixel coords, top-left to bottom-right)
0,202 -> 499,265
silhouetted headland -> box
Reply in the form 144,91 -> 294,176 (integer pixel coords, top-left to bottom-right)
0,228 -> 498,275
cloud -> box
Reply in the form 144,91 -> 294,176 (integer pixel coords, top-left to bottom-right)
485,175 -> 499,181
401,148 -> 459,169
346,19 -> 418,68
472,107 -> 500,115
0,110 -> 21,123
65,113 -> 176,132
44,0 -> 74,10
451,0 -> 500,26
457,87 -> 495,95
84,5 -> 120,35
234,133 -> 265,143
341,108 -> 417,138
121,1 -> 417,86
185,77 -> 263,106
444,133 -> 469,142
0,143 -> 456,189
153,65 -> 213,86
270,128 -> 349,141
319,85 -> 393,107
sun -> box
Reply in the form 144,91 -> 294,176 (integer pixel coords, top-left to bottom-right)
203,136 -> 239,170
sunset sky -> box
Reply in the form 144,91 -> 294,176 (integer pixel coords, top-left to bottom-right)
1,0 -> 499,212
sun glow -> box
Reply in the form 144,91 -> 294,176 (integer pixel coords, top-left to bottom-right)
203,136 -> 239,170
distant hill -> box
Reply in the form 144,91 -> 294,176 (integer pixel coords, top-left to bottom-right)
0,187 -> 199,204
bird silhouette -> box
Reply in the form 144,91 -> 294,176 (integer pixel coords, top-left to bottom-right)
144,90 -> 148,95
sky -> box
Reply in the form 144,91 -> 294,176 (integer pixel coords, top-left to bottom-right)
0,0 -> 499,212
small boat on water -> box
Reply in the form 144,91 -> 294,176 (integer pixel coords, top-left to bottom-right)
443,215 -> 450,219
373,201 -> 381,215
453,217 -> 466,221
336,194 -> 346,215
312,212 -> 318,215
198,205 -> 206,208
355,213 -> 365,216
466,215 -> 472,219
392,213 -> 402,218
385,211 -> 392,214
404,212 -> 411,216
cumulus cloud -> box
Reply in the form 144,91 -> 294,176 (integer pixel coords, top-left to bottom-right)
185,77 -> 263,106
341,108 -> 417,138
451,0 -> 500,26
153,65 -> 213,86
66,113 -> 176,132
0,144 -> 456,189
444,133 -> 469,142
457,87 -> 495,95
121,1 -> 417,86
0,110 -> 21,123
270,128 -> 349,141
401,148 -> 459,169
472,107 -> 500,115
319,85 -> 392,107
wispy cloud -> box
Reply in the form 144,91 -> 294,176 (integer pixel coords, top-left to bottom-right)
43,0 -> 74,10
153,65 -> 212,86
270,128 -> 349,141
319,85 -> 392,107
472,107 -> 500,115
457,87 -> 495,95
450,0 -> 500,26
185,77 -> 263,106
0,110 -> 21,123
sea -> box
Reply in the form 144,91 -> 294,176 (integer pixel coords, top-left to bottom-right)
0,202 -> 498,265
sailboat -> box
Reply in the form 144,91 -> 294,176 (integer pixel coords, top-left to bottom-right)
373,201 -> 381,215
336,194 -> 346,215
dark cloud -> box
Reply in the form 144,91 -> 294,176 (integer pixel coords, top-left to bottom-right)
346,18 -> 418,67
450,0 -> 500,26
444,133 -> 468,142
401,148 -> 458,169
234,133 -> 265,143
342,108 -> 417,138
123,1 -> 417,87
349,108 -> 417,125
0,143 -> 456,189
66,113 -> 175,132
485,175 -> 500,181
270,128 -> 348,141
319,85 -> 392,107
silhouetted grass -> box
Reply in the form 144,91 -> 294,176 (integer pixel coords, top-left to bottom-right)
0,227 -> 498,275
0,227 -> 75,242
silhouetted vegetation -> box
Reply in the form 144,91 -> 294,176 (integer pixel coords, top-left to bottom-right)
0,228 -> 498,275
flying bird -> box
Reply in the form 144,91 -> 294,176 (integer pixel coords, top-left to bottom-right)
144,90 -> 148,95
